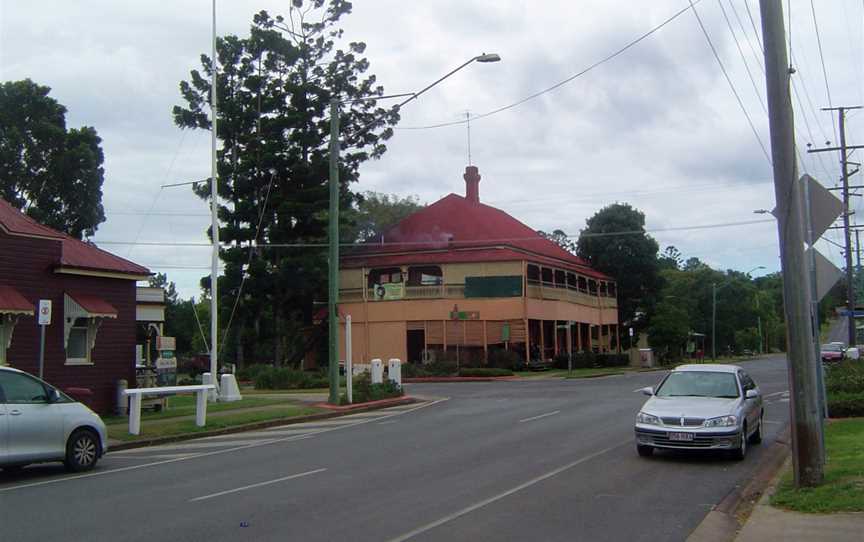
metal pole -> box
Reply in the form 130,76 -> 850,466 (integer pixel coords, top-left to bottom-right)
760,0 -> 823,486
346,315 -> 352,404
756,294 -> 763,355
856,229 -> 861,272
209,0 -> 219,397
712,283 -> 717,361
839,109 -> 857,346
38,324 -> 45,378
327,98 -> 341,405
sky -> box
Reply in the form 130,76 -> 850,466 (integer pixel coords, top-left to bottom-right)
2,0 -> 863,299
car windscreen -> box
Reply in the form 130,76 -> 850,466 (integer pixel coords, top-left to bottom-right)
655,371 -> 739,398
821,344 -> 843,352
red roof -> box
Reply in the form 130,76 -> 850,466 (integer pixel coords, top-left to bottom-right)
68,292 -> 118,317
0,285 -> 34,315
343,169 -> 611,280
0,198 -> 149,277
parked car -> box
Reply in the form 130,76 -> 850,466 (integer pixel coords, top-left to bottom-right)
0,366 -> 108,472
633,364 -> 763,460
820,343 -> 845,363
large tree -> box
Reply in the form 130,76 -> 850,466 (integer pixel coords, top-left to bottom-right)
345,191 -> 423,241
0,79 -> 106,238
576,203 -> 661,338
173,2 -> 398,366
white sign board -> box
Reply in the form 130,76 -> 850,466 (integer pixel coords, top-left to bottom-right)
807,247 -> 843,302
38,300 -> 52,326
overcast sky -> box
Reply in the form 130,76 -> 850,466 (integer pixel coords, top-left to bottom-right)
2,1 -> 862,299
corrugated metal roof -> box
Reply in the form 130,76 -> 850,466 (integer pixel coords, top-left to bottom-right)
0,285 -> 34,315
66,292 -> 118,318
0,197 -> 149,277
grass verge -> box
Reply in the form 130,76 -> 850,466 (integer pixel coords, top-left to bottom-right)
106,403 -> 323,442
770,418 -> 864,513
102,395 -> 301,424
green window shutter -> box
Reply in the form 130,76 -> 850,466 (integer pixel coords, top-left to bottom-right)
464,276 -> 523,298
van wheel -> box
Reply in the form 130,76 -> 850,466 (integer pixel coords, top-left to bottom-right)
637,445 -> 654,457
65,429 -> 100,472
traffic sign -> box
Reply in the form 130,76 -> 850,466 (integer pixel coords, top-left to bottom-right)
801,174 -> 843,243
38,300 -> 52,326
807,247 -> 843,302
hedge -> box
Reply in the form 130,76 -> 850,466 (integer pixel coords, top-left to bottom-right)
341,371 -> 403,404
827,391 -> 864,418
253,367 -> 329,390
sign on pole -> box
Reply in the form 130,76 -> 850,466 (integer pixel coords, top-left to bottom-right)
801,174 -> 844,243
38,300 -> 52,326
807,247 -> 843,302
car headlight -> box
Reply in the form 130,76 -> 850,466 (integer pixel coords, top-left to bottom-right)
703,415 -> 738,428
636,411 -> 662,425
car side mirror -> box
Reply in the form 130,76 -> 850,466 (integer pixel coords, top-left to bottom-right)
47,388 -> 60,403
745,389 -> 759,399
639,386 -> 654,396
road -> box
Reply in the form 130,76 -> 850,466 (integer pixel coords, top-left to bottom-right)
0,356 -> 790,542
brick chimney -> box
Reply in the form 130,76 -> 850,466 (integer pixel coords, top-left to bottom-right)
464,165 -> 481,203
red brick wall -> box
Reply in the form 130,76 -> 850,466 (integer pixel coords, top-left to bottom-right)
1,231 -> 138,414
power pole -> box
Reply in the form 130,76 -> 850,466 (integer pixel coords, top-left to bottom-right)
809,106 -> 862,345
856,229 -> 861,272
760,0 -> 824,487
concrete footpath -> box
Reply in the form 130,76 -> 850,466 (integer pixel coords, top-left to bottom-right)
735,459 -> 864,542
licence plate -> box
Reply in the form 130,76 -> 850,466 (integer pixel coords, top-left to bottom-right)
668,432 -> 694,442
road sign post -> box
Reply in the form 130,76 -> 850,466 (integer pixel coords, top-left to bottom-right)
37,300 -> 52,378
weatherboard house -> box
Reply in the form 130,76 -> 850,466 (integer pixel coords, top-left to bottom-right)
0,198 -> 150,414
337,166 -> 620,366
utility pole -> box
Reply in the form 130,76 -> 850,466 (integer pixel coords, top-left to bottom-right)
327,98 -> 341,405
711,283 -> 717,361
760,0 -> 823,486
856,229 -> 861,272
809,106 -> 862,345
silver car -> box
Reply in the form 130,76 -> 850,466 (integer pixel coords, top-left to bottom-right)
634,364 -> 763,460
0,366 -> 108,472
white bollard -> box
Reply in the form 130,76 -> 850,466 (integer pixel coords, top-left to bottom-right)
346,315 -> 353,404
195,388 -> 208,427
388,358 -> 402,387
219,373 -> 242,402
128,393 -> 142,435
202,372 -> 218,401
370,358 -> 384,384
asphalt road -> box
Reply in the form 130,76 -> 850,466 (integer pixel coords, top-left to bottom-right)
0,356 -> 791,542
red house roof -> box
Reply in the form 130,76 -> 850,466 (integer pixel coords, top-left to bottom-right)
0,198 -> 150,277
0,285 -> 35,315
67,292 -> 119,318
343,167 -> 611,280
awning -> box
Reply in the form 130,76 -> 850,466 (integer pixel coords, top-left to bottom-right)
65,293 -> 118,319
0,285 -> 34,315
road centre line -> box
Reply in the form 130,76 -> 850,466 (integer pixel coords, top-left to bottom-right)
0,398 -> 449,494
519,410 -> 560,423
384,440 -> 630,542
189,468 -> 326,502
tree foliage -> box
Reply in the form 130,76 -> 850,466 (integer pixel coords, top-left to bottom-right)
576,203 -> 660,336
0,79 -> 106,238
538,228 -> 577,254
345,191 -> 423,241
173,2 -> 397,366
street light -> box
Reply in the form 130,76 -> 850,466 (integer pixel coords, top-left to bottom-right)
326,53 -> 501,404
712,265 -> 765,361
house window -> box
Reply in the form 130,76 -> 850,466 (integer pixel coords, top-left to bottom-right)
368,267 -> 403,288
407,266 -> 443,286
66,317 -> 92,364
527,264 -> 540,283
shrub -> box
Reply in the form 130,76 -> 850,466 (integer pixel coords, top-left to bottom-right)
236,363 -> 271,382
487,349 -> 522,370
401,363 -> 428,378
254,367 -> 329,390
343,371 -> 404,404
595,353 -> 630,368
425,360 -> 458,376
458,368 -> 513,377
825,361 -> 864,394
827,391 -> 864,418
571,351 -> 596,369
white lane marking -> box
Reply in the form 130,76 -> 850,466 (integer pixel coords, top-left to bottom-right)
384,440 -> 629,542
0,398 -> 449,493
197,429 -> 320,440
765,420 -> 783,425
189,468 -> 327,502
519,410 -> 561,423
764,390 -> 789,398
377,420 -> 398,425
107,453 -> 199,460
111,440 -> 267,452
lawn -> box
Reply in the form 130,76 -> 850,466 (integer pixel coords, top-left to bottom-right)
102,395 -> 301,424
770,418 -> 864,513
513,367 -> 632,379
107,403 -> 323,442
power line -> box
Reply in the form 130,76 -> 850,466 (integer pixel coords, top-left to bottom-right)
688,0 -> 771,163
718,0 -> 767,115
396,1 -> 702,131
809,0 -> 838,142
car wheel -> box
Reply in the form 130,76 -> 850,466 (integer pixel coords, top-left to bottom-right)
65,429 -> 100,472
636,444 -> 654,457
749,413 -> 763,445
731,424 -> 747,461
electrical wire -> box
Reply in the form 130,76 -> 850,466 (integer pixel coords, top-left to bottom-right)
810,0 -> 838,143
688,0 -> 771,164
396,1 -> 702,131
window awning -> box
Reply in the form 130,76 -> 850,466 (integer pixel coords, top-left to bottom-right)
65,293 -> 118,319
0,285 -> 34,315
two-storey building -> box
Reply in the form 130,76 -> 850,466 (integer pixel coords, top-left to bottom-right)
337,166 -> 619,366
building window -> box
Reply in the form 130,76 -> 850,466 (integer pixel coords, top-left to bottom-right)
407,266 -> 443,286
554,269 -> 566,288
588,279 -> 598,295
66,317 -> 92,364
608,282 -> 616,297
578,276 -> 588,292
541,267 -> 553,285
368,267 -> 403,288
566,273 -> 577,289
527,264 -> 540,283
